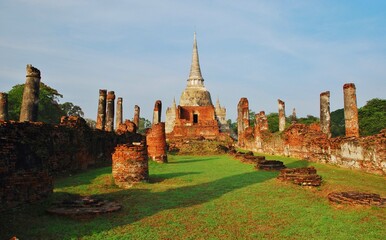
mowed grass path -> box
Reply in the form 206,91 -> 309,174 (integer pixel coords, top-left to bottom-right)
1,154 -> 385,239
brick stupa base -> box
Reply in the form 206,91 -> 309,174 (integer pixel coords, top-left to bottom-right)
277,167 -> 322,186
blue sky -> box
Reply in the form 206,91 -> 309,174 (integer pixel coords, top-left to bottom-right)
1,0 -> 385,121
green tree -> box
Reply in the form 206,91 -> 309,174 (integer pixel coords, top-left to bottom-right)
297,115 -> 319,125
330,108 -> 345,137
249,110 -> 255,128
266,113 -> 279,133
227,119 -> 238,137
60,102 -> 84,117
137,117 -> 151,134
85,118 -> 96,129
358,98 -> 386,136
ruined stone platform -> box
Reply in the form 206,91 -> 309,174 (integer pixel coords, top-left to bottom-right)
256,160 -> 286,171
328,192 -> 385,207
232,151 -> 266,164
46,196 -> 122,219
277,166 -> 322,186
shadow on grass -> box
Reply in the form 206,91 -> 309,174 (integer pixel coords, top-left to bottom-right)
66,164 -> 288,239
167,157 -> 218,164
149,172 -> 201,183
285,160 -> 309,168
2,160 -> 305,239
54,166 -> 111,189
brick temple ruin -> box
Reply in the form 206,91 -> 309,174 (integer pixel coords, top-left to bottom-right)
237,83 -> 385,175
1,36 -> 385,212
0,65 -> 147,210
165,33 -> 229,140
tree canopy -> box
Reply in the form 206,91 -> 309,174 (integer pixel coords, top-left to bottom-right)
266,113 -> 279,133
358,98 -> 386,136
331,98 -> 385,137
330,108 -> 345,137
137,117 -> 151,134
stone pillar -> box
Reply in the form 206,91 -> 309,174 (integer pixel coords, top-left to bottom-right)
133,105 -> 140,128
320,91 -> 331,138
96,89 -> 107,130
291,108 -> 297,124
343,83 -> 359,137
115,97 -> 123,130
0,92 -> 9,121
146,122 -> 168,163
237,98 -> 249,137
112,140 -> 149,189
254,111 -> 269,139
258,111 -> 269,131
105,91 -> 115,132
153,100 -> 162,125
20,64 -> 41,122
278,99 -> 286,132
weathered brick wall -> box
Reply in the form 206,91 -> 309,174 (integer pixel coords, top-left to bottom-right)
0,117 -> 143,210
238,124 -> 386,175
167,105 -> 220,140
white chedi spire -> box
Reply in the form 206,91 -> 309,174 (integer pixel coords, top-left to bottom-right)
187,32 -> 204,88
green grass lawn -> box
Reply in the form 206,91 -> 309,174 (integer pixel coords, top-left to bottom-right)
1,154 -> 385,239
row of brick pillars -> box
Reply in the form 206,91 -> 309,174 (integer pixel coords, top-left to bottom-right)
95,89 -> 141,132
319,83 -> 359,138
96,89 -> 116,131
237,83 -> 360,139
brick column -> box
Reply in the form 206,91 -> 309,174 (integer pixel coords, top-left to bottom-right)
20,64 -> 41,122
258,111 -> 268,131
237,97 -> 249,137
146,122 -> 168,163
0,92 -> 9,121
343,83 -> 359,137
133,105 -> 140,128
96,89 -> 107,130
115,97 -> 123,130
291,108 -> 297,124
105,91 -> 115,132
320,91 -> 331,138
152,100 -> 162,125
112,140 -> 149,188
278,99 -> 286,132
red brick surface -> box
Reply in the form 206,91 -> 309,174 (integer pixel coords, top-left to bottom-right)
0,117 -> 144,210
112,141 -> 148,188
146,123 -> 167,163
